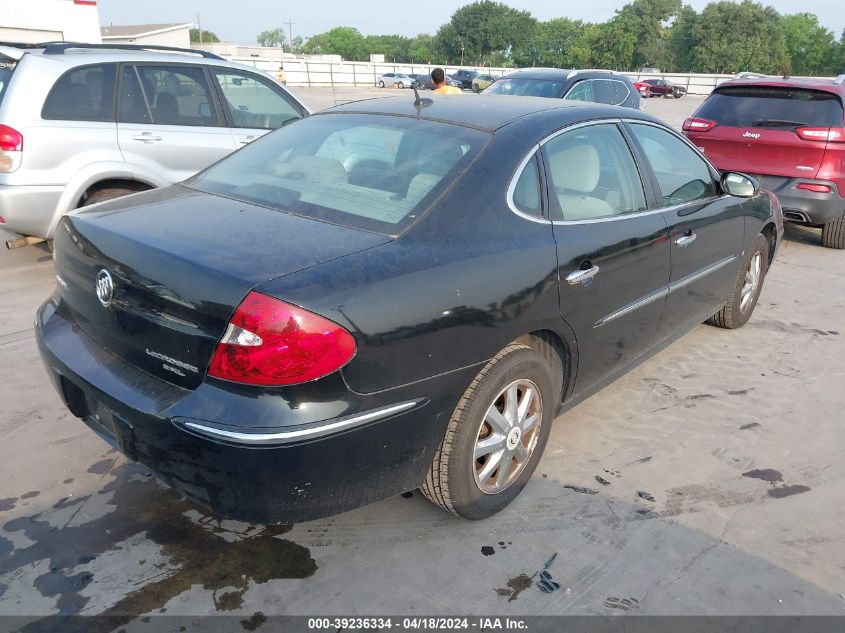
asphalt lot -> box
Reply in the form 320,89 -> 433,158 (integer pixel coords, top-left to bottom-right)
1,90 -> 844,627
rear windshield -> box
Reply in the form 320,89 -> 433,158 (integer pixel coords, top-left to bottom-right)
189,113 -> 490,235
0,60 -> 15,106
484,78 -> 564,98
698,86 -> 844,128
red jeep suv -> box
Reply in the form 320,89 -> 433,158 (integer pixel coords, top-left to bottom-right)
683,74 -> 845,248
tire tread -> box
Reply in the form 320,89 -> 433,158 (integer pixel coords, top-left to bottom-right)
821,212 -> 845,249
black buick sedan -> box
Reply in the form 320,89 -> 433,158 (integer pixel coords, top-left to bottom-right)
36,96 -> 783,523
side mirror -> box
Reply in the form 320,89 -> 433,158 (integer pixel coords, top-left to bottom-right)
721,172 -> 758,198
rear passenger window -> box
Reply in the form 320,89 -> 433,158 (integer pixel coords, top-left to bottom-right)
511,153 -> 542,217
212,70 -> 302,129
565,80 -> 595,102
629,123 -> 717,206
42,64 -> 116,121
543,123 -> 647,221
124,65 -> 219,127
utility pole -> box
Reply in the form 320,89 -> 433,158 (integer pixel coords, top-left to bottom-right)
197,12 -> 202,44
285,18 -> 295,53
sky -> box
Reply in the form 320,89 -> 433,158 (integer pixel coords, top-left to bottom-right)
96,0 -> 845,45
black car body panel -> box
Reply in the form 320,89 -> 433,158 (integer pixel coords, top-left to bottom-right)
36,96 -> 781,522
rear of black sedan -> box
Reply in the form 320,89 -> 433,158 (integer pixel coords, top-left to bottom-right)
36,96 -> 779,523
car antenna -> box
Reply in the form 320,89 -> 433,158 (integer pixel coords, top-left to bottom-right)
413,85 -> 432,110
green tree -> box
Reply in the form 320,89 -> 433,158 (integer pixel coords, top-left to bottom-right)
530,18 -> 591,68
585,20 -> 637,70
613,0 -> 682,70
290,36 -> 304,55
690,1 -> 787,74
408,34 -> 437,64
780,13 -> 837,75
257,27 -> 287,48
302,27 -> 367,60
189,28 -> 220,44
363,34 -> 413,62
666,5 -> 698,71
436,1 -> 537,66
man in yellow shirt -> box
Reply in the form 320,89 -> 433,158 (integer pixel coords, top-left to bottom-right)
432,68 -> 462,95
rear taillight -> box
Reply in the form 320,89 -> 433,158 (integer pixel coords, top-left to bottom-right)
0,125 -> 23,173
208,291 -> 356,386
795,127 -> 845,143
796,183 -> 832,193
683,117 -> 716,132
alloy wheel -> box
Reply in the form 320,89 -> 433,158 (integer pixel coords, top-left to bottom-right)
473,379 -> 543,494
740,251 -> 762,313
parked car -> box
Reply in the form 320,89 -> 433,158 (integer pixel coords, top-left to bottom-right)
0,41 -> 309,244
633,81 -> 653,98
482,69 -> 642,109
36,96 -> 781,523
642,78 -> 686,98
472,74 -> 497,93
683,74 -> 845,249
414,73 -> 462,90
451,69 -> 477,90
377,72 -> 414,88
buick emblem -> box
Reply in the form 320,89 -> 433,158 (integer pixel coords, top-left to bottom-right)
95,269 -> 115,307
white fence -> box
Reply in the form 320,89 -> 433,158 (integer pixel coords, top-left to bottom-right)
223,55 -> 740,95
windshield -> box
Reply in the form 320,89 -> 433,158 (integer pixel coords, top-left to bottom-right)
189,113 -> 490,235
483,78 -> 564,98
697,86 -> 844,128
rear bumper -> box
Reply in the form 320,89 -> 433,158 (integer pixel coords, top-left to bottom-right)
35,295 -> 469,523
0,184 -> 62,238
751,175 -> 844,226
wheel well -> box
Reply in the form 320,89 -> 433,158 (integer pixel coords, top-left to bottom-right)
515,330 -> 572,405
761,222 -> 777,269
78,179 -> 153,207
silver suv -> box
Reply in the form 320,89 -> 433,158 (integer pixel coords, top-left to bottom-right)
0,42 -> 310,243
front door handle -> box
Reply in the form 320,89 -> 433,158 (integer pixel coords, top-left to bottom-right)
132,133 -> 162,143
675,231 -> 697,247
566,264 -> 600,286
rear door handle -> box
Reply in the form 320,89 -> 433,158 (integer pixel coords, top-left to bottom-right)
566,264 -> 600,286
132,133 -> 162,143
675,231 -> 697,247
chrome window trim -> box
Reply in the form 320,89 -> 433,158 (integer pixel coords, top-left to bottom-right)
563,79 -> 631,106
505,143 -> 546,224
182,399 -> 422,445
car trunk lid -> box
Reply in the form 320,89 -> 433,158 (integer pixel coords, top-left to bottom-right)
686,85 -> 844,180
53,185 -> 390,389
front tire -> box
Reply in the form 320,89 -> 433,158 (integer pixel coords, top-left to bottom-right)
421,343 -> 556,520
378,80 -> 385,88
82,187 -> 139,207
707,234 -> 769,329
821,212 -> 845,249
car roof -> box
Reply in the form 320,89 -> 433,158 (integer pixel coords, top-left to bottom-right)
500,68 -> 630,82
320,95 -> 656,132
717,77 -> 845,96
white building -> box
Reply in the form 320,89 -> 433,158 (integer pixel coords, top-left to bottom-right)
100,23 -> 191,49
0,0 -> 101,44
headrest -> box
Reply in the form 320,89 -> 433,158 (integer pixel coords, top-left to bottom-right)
548,143 -> 601,194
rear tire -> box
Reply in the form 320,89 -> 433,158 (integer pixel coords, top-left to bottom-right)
821,212 -> 845,249
82,187 -> 139,207
378,80 -> 385,88
421,343 -> 556,520
707,234 -> 769,329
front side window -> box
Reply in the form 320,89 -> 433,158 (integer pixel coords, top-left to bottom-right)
629,123 -> 717,206
126,65 -> 218,126
213,70 -> 302,130
564,80 -> 595,102
42,64 -> 116,121
543,123 -> 647,221
190,113 -> 489,235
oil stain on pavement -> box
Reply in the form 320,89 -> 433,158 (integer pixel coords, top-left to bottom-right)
0,462 -> 317,632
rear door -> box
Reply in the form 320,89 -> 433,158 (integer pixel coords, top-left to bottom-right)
542,121 -> 670,393
686,85 -> 843,180
208,68 -> 306,148
116,63 -> 235,185
627,121 -> 744,334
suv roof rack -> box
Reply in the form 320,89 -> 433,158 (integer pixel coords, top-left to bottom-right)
36,41 -> 223,60
734,72 -> 768,79
835,74 -> 845,85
